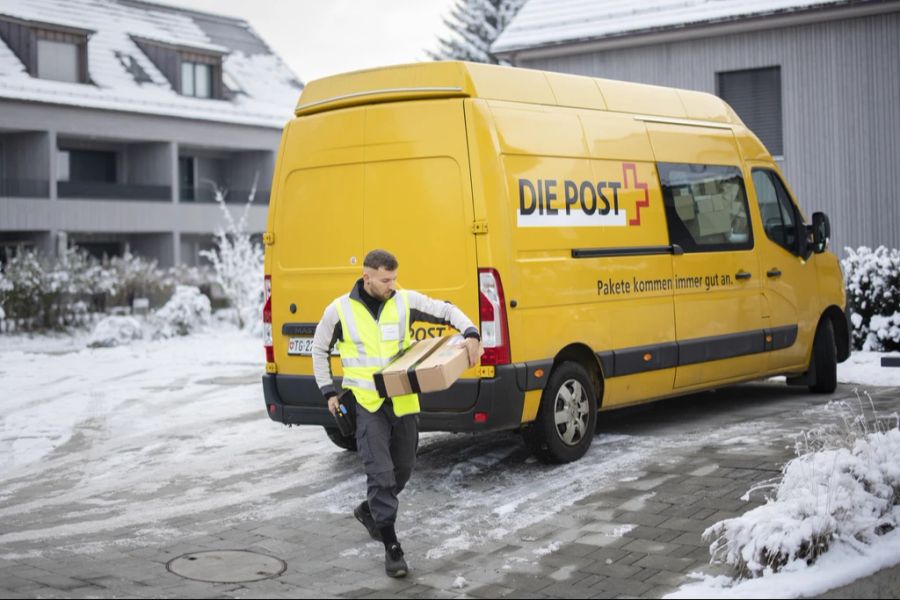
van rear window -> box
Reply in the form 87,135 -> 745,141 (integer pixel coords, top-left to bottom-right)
658,163 -> 753,253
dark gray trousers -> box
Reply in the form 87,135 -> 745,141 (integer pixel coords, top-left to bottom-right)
355,400 -> 418,528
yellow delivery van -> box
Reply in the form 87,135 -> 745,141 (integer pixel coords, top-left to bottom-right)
261,61 -> 850,463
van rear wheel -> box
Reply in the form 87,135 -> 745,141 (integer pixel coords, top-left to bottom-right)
523,362 -> 597,464
325,427 -> 357,451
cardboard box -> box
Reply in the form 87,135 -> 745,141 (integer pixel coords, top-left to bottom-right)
673,192 -> 695,222
373,336 -> 469,397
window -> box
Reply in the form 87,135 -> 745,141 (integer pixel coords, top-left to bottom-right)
718,67 -> 783,157
58,149 -> 116,182
752,169 -> 802,255
0,19 -> 91,84
179,156 -> 195,201
131,37 -> 222,99
659,162 -> 753,253
37,39 -> 79,82
181,61 -> 212,98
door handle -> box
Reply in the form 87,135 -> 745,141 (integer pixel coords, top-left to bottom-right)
767,268 -> 782,278
735,271 -> 752,280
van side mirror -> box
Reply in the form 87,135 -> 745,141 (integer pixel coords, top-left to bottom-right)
811,212 -> 830,254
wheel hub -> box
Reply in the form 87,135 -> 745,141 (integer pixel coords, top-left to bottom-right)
554,379 -> 589,446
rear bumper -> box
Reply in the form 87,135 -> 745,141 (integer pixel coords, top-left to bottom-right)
262,365 -> 526,433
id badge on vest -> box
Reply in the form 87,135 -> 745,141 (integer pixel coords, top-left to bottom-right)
381,323 -> 400,341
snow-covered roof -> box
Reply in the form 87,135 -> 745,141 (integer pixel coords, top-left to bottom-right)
0,0 -> 302,129
493,0 -> 874,55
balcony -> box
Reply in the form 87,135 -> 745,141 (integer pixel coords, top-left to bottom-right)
0,178 -> 50,198
180,186 -> 269,204
58,181 -> 170,201
179,148 -> 273,206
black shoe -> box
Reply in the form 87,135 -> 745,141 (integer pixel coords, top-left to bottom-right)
385,542 -> 408,578
353,502 -> 382,541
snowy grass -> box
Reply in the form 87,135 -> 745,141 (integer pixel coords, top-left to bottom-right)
702,392 -> 900,578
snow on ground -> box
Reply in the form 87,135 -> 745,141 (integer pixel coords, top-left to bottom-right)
840,351 -> 900,386
1,330 -> 899,596
667,521 -> 900,598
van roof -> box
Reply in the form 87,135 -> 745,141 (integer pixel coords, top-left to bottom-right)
295,61 -> 742,126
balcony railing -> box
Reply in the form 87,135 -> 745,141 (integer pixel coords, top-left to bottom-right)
0,178 -> 50,198
181,187 -> 270,204
58,181 -> 170,201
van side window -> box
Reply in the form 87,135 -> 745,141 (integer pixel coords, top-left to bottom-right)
658,162 -> 753,253
751,169 -> 801,255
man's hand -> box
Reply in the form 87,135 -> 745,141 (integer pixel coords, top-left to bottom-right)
327,395 -> 339,416
465,337 -> 484,368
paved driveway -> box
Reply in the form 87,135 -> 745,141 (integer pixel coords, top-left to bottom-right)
1,360 -> 898,598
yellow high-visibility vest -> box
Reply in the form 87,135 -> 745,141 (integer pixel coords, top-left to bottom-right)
334,290 -> 419,416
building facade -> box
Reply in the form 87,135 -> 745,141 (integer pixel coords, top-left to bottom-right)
493,0 -> 900,255
0,0 -> 301,266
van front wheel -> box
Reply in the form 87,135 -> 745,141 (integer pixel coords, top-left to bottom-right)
523,362 -> 597,464
809,319 -> 837,394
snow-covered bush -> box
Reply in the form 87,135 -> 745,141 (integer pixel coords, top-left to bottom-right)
166,263 -> 213,291
1,249 -> 46,325
0,247 -> 118,329
87,315 -> 144,348
0,268 -> 12,322
152,285 -> 211,338
842,246 -> 900,351
60,247 -> 117,313
867,313 -> 900,351
105,252 -> 171,310
0,244 -> 218,334
704,395 -> 900,578
199,183 -> 264,332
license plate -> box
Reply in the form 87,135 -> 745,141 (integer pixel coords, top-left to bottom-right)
288,337 -> 315,355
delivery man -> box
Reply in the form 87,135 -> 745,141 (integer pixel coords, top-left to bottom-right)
312,249 -> 483,578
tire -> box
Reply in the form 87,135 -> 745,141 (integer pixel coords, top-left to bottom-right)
808,319 -> 837,394
325,427 -> 357,451
523,362 -> 598,464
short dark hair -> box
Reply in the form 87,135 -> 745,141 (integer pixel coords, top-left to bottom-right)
364,249 -> 399,271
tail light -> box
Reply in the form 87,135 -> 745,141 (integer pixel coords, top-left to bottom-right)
263,275 -> 274,363
478,268 -> 511,365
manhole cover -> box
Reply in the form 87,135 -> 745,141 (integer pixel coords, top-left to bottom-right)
166,550 -> 286,583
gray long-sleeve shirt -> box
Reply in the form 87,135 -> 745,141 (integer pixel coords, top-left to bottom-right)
312,279 -> 479,400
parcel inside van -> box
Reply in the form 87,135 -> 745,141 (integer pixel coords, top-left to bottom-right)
261,61 -> 850,463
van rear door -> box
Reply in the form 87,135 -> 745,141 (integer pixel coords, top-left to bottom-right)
270,99 -> 478,412
361,100 -> 480,411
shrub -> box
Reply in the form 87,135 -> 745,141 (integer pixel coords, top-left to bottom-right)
867,313 -> 900,351
704,394 -> 900,578
842,246 -> 900,351
152,285 -> 211,338
87,315 -> 144,348
0,247 -> 215,332
1,249 -> 46,325
105,252 -> 171,310
199,183 -> 264,332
